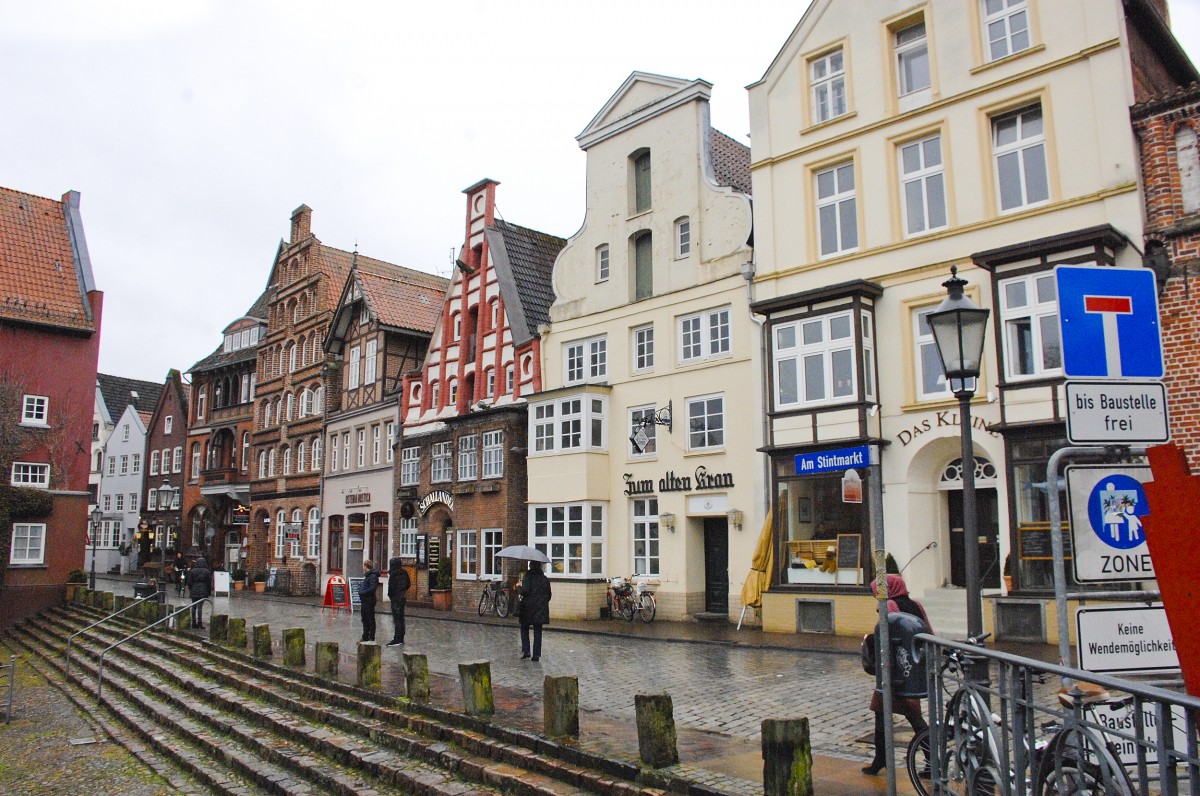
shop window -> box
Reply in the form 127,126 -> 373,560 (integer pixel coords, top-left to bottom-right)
328,515 -> 344,572
776,472 -> 869,586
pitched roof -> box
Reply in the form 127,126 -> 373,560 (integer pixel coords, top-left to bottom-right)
0,186 -> 95,332
486,220 -> 566,346
97,373 -> 164,421
188,288 -> 272,374
711,129 -> 752,195
357,261 -> 448,334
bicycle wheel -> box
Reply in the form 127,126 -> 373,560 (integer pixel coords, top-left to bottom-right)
1036,730 -> 1134,796
478,590 -> 492,616
906,728 -> 932,796
496,590 -> 510,618
943,690 -> 997,796
637,593 -> 656,623
619,595 -> 635,621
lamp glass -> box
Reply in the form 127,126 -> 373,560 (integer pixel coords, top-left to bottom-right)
928,304 -> 989,382
90,506 -> 103,525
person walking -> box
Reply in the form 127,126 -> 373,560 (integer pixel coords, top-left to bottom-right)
862,573 -> 933,776
185,556 -> 213,630
385,557 -> 411,647
515,561 -> 551,661
358,560 -> 381,642
173,551 -> 187,596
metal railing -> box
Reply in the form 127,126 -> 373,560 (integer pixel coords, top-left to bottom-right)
0,655 -> 15,723
66,594 -> 158,677
919,633 -> 1200,795
95,598 -> 212,702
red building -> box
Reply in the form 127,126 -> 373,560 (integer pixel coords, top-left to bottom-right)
0,187 -> 102,627
142,369 -> 190,562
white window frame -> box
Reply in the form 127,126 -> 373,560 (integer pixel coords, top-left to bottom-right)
330,434 -> 339,473
290,508 -> 302,558
400,446 -> 419,486
115,493 -> 124,512
131,453 -> 140,474
342,431 -> 351,471
348,345 -> 361,389
364,340 -> 377,385
107,457 -> 115,476
564,336 -> 607,385
458,435 -> 478,480
631,498 -> 660,577
372,425 -> 381,465
197,389 -> 206,420
900,134 -> 947,236
21,395 -> 48,426
386,422 -> 395,463
810,48 -> 847,124
633,324 -> 654,372
164,415 -> 173,434
431,441 -> 453,483
148,488 -> 158,511
686,394 -> 725,451
296,441 -> 306,473
983,0 -> 1031,62
10,462 -> 49,488
307,507 -> 321,558
357,428 -> 366,468
999,271 -> 1061,380
268,448 -> 276,477
529,502 -> 607,578
993,104 -> 1049,213
275,509 -> 286,558
456,529 -> 478,580
311,437 -> 321,471
772,311 -> 869,408
816,161 -> 858,257
674,217 -> 691,258
283,446 -> 292,475
399,516 -> 418,557
150,451 -> 160,476
480,527 -> 503,578
914,305 -> 953,401
679,307 -> 731,363
596,244 -> 610,282
120,455 -> 129,475
122,424 -> 130,442
530,396 -> 606,454
173,447 -> 183,473
10,523 -> 45,565
895,20 -> 931,109
629,405 -> 658,458
482,430 -> 504,478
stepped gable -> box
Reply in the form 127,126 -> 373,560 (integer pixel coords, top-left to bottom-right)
355,259 -> 448,334
98,373 -> 164,418
188,288 -> 271,374
0,186 -> 95,332
486,219 -> 565,346
711,129 -> 752,195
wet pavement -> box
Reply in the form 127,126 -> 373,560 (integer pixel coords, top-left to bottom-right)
98,575 -> 1059,794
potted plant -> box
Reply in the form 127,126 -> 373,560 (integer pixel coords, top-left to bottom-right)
232,567 -> 247,590
252,571 -> 267,593
431,556 -> 453,611
65,568 -> 87,599
1003,554 -> 1015,594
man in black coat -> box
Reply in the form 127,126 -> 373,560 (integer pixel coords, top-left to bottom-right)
516,561 -> 551,661
386,557 -> 411,647
358,560 -> 381,642
186,557 -> 213,629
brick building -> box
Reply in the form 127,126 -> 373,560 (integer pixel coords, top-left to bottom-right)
142,370 -> 189,561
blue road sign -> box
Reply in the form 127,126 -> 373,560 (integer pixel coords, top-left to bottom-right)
1056,266 -> 1162,379
794,445 -> 869,475
1085,473 -> 1149,551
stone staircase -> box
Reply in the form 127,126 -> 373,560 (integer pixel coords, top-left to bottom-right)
915,586 -> 1004,641
5,602 -> 719,796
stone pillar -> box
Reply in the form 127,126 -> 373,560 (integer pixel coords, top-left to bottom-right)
227,617 -> 247,649
403,653 -> 429,700
100,591 -> 114,612
458,660 -> 494,718
177,608 -> 191,631
75,587 -> 90,606
761,718 -> 814,796
282,628 -> 305,667
114,595 -> 129,612
252,624 -> 272,658
210,614 -> 228,642
543,675 -> 579,739
635,693 -> 679,768
315,642 -> 339,678
357,642 -> 381,688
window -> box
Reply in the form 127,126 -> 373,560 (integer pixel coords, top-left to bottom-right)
452,313 -> 462,341
330,434 -> 339,473
300,389 -> 313,417
290,508 -> 302,558
400,446 -> 419,486
311,437 -> 321,471
596,245 -> 610,282
895,21 -> 930,105
482,430 -> 504,478
149,450 -> 160,476
431,441 -> 452,483
288,343 -> 297,373
342,431 -> 350,471
531,397 -> 606,453
263,401 -> 272,428
164,415 -> 173,434
275,509 -> 286,558
632,498 -> 660,576
448,379 -> 458,407
983,0 -> 1030,62
372,425 -> 381,465
115,493 -> 124,512
530,503 -> 606,577
633,232 -> 653,301
103,494 -> 111,511
458,435 -> 477,480
161,449 -> 169,474
242,433 -> 250,472
120,455 -> 129,475
675,217 -> 691,258
21,395 -> 48,425
348,346 -> 361,389
1000,271 -> 1061,379
268,448 -> 276,477
11,462 -> 49,488
430,382 -> 440,410
307,507 -> 320,558
679,307 -> 731,362
10,523 -> 45,564
686,394 -> 725,451
456,529 -> 478,579
633,324 -> 654,372
900,134 -> 946,235
296,441 -> 306,473
485,369 -> 495,396
241,374 -> 251,404
633,150 -> 652,213
810,48 -> 847,123
629,406 -> 658,457
122,424 -> 130,442
130,493 -> 139,512
505,366 -> 514,394
328,515 -> 344,572
816,162 -> 857,256
993,105 -> 1048,212
173,447 -> 183,473
258,450 -> 267,479
107,457 -> 115,476
285,393 -> 294,422
773,311 -> 870,407
364,340 -> 377,385
480,528 -> 503,578
283,446 -> 292,475
565,336 -> 607,385
399,516 -> 418,557
131,454 -> 140,474
356,428 -> 366,468
386,423 -> 395,463
915,306 -> 952,401
197,389 -> 206,420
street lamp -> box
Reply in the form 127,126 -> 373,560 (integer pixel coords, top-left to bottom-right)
89,506 -> 103,590
927,266 -> 990,654
159,478 -> 173,554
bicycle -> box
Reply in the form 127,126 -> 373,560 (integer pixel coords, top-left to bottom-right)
606,576 -> 636,621
631,577 -> 657,623
477,578 -> 510,618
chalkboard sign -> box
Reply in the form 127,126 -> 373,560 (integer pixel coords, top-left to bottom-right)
348,577 -> 364,607
321,575 -> 352,613
836,534 -> 861,571
330,581 -> 348,605
1019,525 -> 1073,561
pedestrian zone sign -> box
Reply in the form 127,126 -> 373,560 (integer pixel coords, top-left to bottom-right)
1066,464 -> 1156,584
1056,266 -> 1163,379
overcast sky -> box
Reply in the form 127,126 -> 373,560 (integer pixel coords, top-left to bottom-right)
3,1 -> 1198,385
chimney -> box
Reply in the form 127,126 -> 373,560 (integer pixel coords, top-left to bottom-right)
290,204 -> 312,243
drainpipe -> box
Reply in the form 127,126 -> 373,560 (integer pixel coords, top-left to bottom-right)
742,254 -> 771,516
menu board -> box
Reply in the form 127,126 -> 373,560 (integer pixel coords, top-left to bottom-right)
1019,525 -> 1073,561
347,577 -> 364,607
836,534 -> 861,572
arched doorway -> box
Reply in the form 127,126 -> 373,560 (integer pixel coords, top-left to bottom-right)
939,456 -> 1000,588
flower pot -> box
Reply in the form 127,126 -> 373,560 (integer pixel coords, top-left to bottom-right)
233,581 -> 244,590
1003,575 -> 1014,594
431,588 -> 452,611
253,581 -> 266,593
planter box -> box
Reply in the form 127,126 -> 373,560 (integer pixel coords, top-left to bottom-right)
431,589 -> 452,611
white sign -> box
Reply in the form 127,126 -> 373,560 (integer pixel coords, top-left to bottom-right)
1066,465 -> 1155,583
1065,381 -> 1169,445
1092,699 -> 1188,766
213,570 -> 231,596
1077,604 -> 1178,674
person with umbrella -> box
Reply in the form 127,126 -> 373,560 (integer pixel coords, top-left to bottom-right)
498,545 -> 552,662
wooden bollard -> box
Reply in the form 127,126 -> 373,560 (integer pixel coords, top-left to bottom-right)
357,642 -> 381,688
176,607 -> 191,631
282,628 -> 305,667
252,624 -> 272,658
315,642 -> 339,678
458,660 -> 494,717
403,653 -> 429,700
635,693 -> 679,768
762,718 -> 814,796
75,586 -> 90,605
227,617 -> 247,648
544,675 -> 579,738
210,614 -> 228,643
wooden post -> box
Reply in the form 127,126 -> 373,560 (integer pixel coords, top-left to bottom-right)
635,693 -> 679,768
282,628 -> 305,667
761,718 -> 814,796
314,641 -> 339,678
210,613 -> 228,642
357,642 -> 381,688
403,653 -> 429,700
226,617 -> 247,649
543,675 -> 579,738
100,591 -> 114,611
458,660 -> 494,717
177,607 -> 191,632
252,624 -> 272,658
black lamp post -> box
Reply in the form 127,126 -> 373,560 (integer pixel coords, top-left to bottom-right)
159,478 -> 174,555
89,506 -> 103,590
927,266 -> 990,654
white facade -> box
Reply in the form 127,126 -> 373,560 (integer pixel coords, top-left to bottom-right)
90,404 -> 148,576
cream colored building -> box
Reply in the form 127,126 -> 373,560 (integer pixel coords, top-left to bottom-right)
747,0 -> 1193,640
532,73 -> 759,621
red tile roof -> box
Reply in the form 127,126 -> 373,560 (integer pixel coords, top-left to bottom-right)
0,186 -> 94,331
357,260 -> 448,334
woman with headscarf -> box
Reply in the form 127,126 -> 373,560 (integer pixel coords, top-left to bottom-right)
862,573 -> 932,776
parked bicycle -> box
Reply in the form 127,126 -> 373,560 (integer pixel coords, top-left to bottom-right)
478,578 -> 510,618
631,576 -> 657,623
606,576 -> 636,620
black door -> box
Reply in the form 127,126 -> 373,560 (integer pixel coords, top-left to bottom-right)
703,517 -> 729,614
949,488 -> 1000,588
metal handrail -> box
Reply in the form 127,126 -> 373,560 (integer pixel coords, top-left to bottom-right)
96,598 -> 212,702
66,595 -> 157,677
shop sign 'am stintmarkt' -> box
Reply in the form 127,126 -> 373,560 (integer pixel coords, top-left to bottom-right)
1065,380 -> 1170,445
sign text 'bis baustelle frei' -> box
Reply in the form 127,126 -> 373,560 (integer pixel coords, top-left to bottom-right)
1065,380 -> 1169,445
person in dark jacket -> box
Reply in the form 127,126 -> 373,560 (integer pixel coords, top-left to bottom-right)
515,561 -> 551,661
385,557 -> 411,647
186,557 -> 213,629
358,560 -> 381,642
